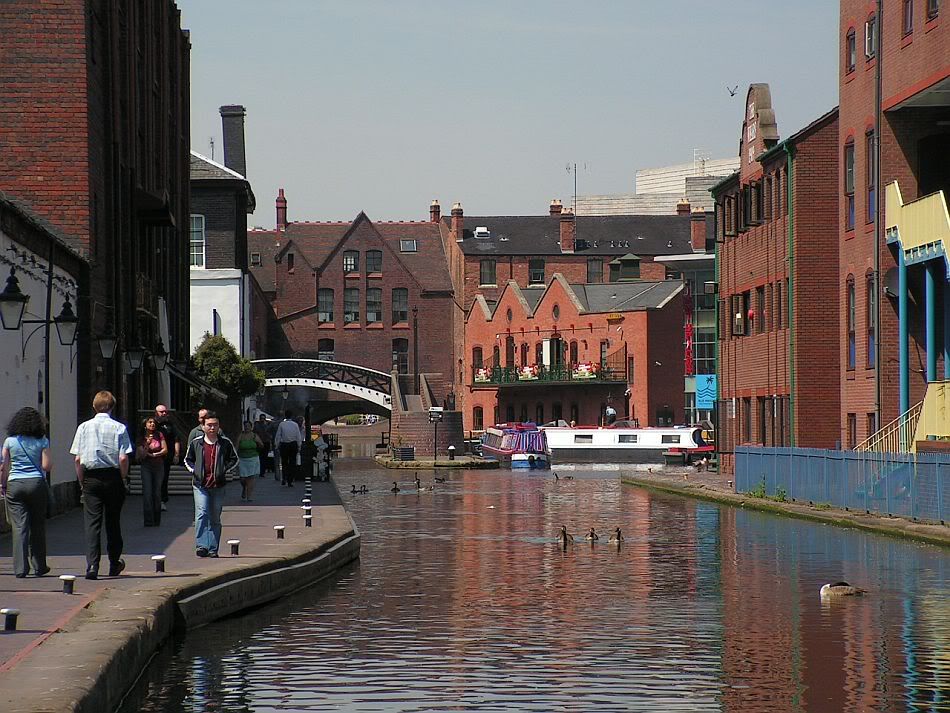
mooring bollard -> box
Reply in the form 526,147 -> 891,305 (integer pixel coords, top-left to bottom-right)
1,608 -> 20,632
152,555 -> 166,573
60,575 -> 76,595
448,445 -> 456,461
274,525 -> 285,540
304,514 -> 313,527
228,539 -> 240,556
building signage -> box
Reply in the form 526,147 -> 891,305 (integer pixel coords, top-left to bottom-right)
606,313 -> 624,322
696,374 -> 717,410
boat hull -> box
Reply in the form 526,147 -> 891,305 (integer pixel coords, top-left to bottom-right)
547,447 -> 667,465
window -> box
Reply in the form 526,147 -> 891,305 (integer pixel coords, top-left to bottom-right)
609,256 -> 641,282
867,412 -> 877,439
844,140 -> 855,230
366,288 -> 382,323
742,397 -> 752,443
600,340 -> 609,367
473,407 -> 484,431
847,276 -> 856,370
661,434 -> 681,444
928,0 -> 939,20
764,177 -> 773,221
318,288 -> 334,323
866,130 -> 876,223
366,250 -> 382,273
865,14 -> 877,58
903,0 -> 914,35
756,286 -> 765,333
570,340 -> 578,364
535,403 -> 544,425
400,239 -> 417,252
847,413 -> 857,449
570,403 -> 579,424
392,338 -> 409,374
845,28 -> 856,73
618,434 -> 638,443
287,253 -> 295,271
392,288 -> 408,323
552,402 -> 563,422
775,281 -> 783,330
587,258 -> 603,283
574,434 -> 592,444
866,272 -> 876,367
317,338 -> 334,361
344,287 -> 360,324
250,252 -> 261,266
472,346 -> 483,369
480,259 -> 496,286
521,404 -> 529,423
758,397 -> 767,444
535,342 -> 543,365
520,343 -> 529,367
506,405 -> 515,423
505,336 -> 515,367
528,259 -> 545,285
775,171 -> 782,216
189,215 -> 205,267
343,250 -> 359,274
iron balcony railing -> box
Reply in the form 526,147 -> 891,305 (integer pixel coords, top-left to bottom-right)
472,346 -> 628,387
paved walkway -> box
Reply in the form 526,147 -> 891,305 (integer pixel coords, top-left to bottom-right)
0,472 -> 355,711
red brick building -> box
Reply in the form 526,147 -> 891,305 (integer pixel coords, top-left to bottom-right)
464,274 -> 685,431
0,1 -> 192,422
713,84 -> 841,473
247,192 -> 457,392
839,0 -> 949,445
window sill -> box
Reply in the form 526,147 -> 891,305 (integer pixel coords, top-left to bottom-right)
344,273 -> 361,279
925,16 -> 940,32
865,56 -> 876,69
844,71 -> 856,84
392,323 -> 411,330
367,272 -> 383,279
864,222 -> 875,234
479,284 -> 498,288
318,322 -> 336,329
846,370 -> 856,380
343,322 -> 362,329
366,323 -> 384,330
900,33 -> 913,48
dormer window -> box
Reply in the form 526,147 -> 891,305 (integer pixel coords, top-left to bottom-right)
609,254 -> 641,282
250,252 -> 262,266
400,239 -> 417,252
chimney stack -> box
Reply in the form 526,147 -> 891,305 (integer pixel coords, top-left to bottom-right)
690,208 -> 707,252
549,199 -> 563,216
430,200 -> 441,223
559,209 -> 576,254
276,188 -> 288,231
451,202 -> 464,243
676,197 -> 691,216
219,105 -> 247,178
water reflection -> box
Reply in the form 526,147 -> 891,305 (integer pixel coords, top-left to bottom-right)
120,462 -> 950,712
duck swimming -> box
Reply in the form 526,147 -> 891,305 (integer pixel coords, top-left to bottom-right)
414,477 -> 430,492
391,482 -> 400,493
585,527 -> 599,541
556,525 -> 574,545
820,582 -> 866,597
360,484 -> 368,494
434,476 -> 446,483
350,485 -> 358,494
608,527 -> 624,543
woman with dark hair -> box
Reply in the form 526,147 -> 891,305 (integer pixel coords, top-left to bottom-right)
136,417 -> 167,526
1,407 -> 51,577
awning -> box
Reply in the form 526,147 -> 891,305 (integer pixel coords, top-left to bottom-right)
167,363 -> 229,401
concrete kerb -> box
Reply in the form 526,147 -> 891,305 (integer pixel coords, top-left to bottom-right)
0,485 -> 360,713
620,474 -> 950,548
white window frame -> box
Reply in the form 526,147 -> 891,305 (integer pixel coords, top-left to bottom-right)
190,214 -> 206,267
400,239 -> 417,253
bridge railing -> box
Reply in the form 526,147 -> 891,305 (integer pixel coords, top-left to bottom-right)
252,359 -> 391,395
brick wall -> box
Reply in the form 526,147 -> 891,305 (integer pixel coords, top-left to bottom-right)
390,409 -> 463,457
191,185 -> 249,270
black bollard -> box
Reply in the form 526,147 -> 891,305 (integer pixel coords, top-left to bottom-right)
228,539 -> 241,556
152,555 -> 166,573
274,525 -> 285,540
304,514 -> 313,527
1,608 -> 19,631
60,575 -> 76,595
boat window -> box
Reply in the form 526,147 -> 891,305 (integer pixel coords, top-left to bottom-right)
661,434 -> 681,444
618,434 -> 638,443
574,434 -> 593,444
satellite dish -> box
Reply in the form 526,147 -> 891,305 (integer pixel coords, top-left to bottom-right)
883,267 -> 899,299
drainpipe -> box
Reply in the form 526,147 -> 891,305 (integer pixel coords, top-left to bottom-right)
874,0 -> 883,426
785,142 -> 796,445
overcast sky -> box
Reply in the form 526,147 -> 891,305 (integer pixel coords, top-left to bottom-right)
178,1 -> 838,225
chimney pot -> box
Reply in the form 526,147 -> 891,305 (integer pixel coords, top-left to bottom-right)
276,188 -> 288,231
451,203 -> 464,242
430,200 -> 441,223
676,197 -> 691,216
549,199 -> 563,216
219,105 -> 248,178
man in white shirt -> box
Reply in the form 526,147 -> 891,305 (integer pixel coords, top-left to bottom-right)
273,411 -> 302,487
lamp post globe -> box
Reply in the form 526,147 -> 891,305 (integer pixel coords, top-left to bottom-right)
53,298 -> 80,346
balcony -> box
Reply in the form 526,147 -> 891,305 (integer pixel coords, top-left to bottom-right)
472,347 -> 628,388
885,182 -> 950,267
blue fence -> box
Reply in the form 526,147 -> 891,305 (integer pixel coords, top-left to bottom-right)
735,447 -> 948,525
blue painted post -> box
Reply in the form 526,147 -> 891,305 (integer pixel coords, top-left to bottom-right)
945,278 -> 950,380
899,250 -> 909,415
926,262 -> 937,382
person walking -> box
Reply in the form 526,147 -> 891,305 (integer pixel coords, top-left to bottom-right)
136,416 -> 167,526
186,408 -> 208,448
253,414 -> 271,477
184,411 -> 238,557
70,391 -> 132,580
236,421 -> 262,501
1,407 -> 51,578
273,411 -> 301,487
154,404 -> 179,512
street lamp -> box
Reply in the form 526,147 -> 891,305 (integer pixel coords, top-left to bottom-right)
97,330 -> 118,359
53,298 -> 79,347
0,267 -> 30,330
149,339 -> 168,371
125,344 -> 146,372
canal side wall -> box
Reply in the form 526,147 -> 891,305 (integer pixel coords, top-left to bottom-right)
0,487 -> 360,713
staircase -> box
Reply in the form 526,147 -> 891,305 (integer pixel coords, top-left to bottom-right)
855,402 -> 922,454
127,464 -> 193,496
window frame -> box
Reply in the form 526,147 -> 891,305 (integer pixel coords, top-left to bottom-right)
866,272 -> 876,368
587,258 -> 603,284
317,288 -> 334,324
866,130 -> 876,224
847,276 -> 856,370
399,239 -> 417,253
189,214 -> 206,267
343,250 -> 359,274
250,252 -> 262,267
343,287 -> 360,324
366,287 -> 383,324
865,14 -> 877,58
392,288 -> 409,324
479,258 -> 497,286
844,140 -> 856,230
845,27 -> 856,73
366,249 -> 383,273
317,338 -> 335,361
903,0 -> 914,35
528,258 -> 545,285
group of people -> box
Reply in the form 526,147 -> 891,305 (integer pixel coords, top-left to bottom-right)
1,391 -> 314,577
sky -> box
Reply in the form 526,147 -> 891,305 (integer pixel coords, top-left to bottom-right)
178,1 -> 839,225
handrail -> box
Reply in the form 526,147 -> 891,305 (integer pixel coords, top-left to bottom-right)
855,401 -> 922,453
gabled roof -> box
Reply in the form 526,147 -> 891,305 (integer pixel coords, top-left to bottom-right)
451,214 -> 698,257
190,151 -> 256,212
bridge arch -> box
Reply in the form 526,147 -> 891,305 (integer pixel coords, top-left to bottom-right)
252,359 -> 392,410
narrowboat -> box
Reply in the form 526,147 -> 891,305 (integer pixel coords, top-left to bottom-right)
540,420 -> 713,464
480,424 -> 550,469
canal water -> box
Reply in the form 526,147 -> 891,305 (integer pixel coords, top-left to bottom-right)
119,458 -> 949,713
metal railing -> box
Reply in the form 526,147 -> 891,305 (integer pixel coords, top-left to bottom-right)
855,401 -> 922,454
472,346 -> 627,386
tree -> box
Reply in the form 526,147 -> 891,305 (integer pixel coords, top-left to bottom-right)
192,334 -> 264,397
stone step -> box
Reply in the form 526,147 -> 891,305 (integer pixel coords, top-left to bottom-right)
128,465 -> 193,496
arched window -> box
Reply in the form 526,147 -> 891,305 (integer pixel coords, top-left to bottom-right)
343,250 -> 359,273
506,405 -> 515,422
535,342 -> 543,365
392,338 -> 409,374
366,288 -> 382,323
866,271 -> 876,368
845,27 -> 856,73
317,339 -> 334,361
366,250 -> 382,273
344,287 -> 360,323
520,404 -> 528,423
570,340 -> 578,364
552,402 -> 563,422
318,288 -> 334,323
392,288 -> 409,323
844,139 -> 855,230
505,336 -> 515,367
472,346 -> 483,369
847,275 -> 856,370
535,403 -> 544,425
520,343 -> 529,367
473,406 -> 484,431
492,345 -> 500,368
570,403 -> 579,424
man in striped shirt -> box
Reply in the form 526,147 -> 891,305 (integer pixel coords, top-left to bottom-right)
70,390 -> 133,580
